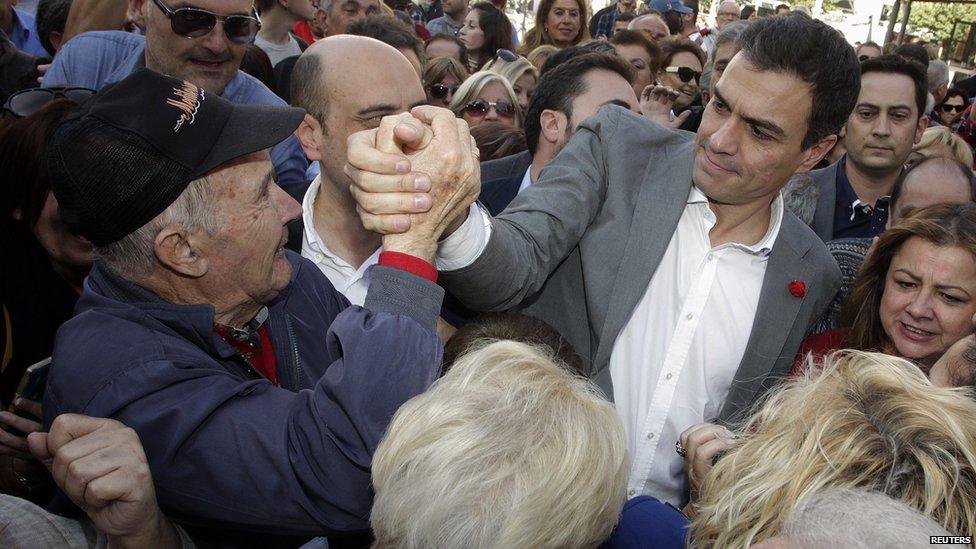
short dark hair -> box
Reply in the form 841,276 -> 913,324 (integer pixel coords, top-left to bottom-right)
426,32 -> 469,67
739,5 -> 755,19
889,155 -> 976,215
658,36 -> 705,68
615,11 -> 636,23
349,15 -> 426,68
892,42 -> 929,67
737,12 -> 860,149
611,29 -> 662,74
860,54 -> 927,119
525,52 -> 634,155
35,0 -> 71,57
943,86 -> 970,107
241,45 -> 278,96
442,313 -> 584,374
774,3 -> 789,10
539,41 -> 617,75
290,54 -> 328,125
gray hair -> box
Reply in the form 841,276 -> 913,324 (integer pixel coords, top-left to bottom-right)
370,340 -> 628,548
714,20 -> 749,53
779,488 -> 957,548
928,59 -> 950,90
781,172 -> 820,226
94,177 -> 218,279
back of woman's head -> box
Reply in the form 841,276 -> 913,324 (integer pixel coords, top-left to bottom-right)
693,350 -> 976,548
910,125 -> 975,167
422,56 -> 470,88
0,98 -> 78,231
371,340 -> 628,548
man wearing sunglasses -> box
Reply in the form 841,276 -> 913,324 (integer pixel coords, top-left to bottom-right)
927,59 -> 950,123
803,54 -> 928,242
42,0 -> 311,200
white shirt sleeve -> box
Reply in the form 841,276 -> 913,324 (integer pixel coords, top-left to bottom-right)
435,203 -> 492,271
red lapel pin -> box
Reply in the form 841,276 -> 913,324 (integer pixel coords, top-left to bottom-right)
788,279 -> 807,298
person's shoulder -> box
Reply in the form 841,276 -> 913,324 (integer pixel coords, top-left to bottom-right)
275,250 -> 349,315
63,30 -> 145,52
226,70 -> 286,105
779,211 -> 842,279
806,161 -> 840,185
584,105 -> 695,145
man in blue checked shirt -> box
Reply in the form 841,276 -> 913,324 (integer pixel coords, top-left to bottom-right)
594,0 -> 636,39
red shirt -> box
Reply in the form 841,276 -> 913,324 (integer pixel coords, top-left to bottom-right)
214,324 -> 279,386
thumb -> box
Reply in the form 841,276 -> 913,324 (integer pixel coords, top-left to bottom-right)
671,109 -> 692,127
27,431 -> 53,469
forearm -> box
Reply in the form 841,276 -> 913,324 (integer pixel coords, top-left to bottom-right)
108,512 -> 184,549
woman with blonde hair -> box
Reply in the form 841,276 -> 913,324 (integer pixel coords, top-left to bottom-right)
691,350 -> 976,548
518,0 -> 589,54
449,70 -> 522,128
482,50 -> 539,112
907,125 -> 975,168
422,56 -> 470,108
526,44 -> 558,69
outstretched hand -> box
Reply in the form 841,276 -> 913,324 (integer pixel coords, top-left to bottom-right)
640,84 -> 691,129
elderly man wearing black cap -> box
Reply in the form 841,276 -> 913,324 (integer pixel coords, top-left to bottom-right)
41,68 -> 470,544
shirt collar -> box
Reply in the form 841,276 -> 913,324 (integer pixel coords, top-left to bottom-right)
300,174 -> 382,276
687,185 -> 783,255
10,9 -> 30,41
518,166 -> 533,193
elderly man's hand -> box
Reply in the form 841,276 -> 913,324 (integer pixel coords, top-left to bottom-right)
28,414 -> 181,549
344,106 -> 481,261
640,84 -> 691,129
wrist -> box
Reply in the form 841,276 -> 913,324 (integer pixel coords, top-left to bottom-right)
442,208 -> 471,238
108,511 -> 181,549
382,233 -> 437,265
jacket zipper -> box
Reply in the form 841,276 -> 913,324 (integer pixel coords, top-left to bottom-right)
285,315 -> 303,389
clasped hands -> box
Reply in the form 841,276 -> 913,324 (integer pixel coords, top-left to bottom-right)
343,106 -> 482,263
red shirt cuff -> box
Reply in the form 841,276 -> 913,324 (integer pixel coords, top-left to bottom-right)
378,251 -> 438,282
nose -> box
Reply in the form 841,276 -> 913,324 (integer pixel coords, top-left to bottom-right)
707,117 -> 740,157
872,114 -> 892,137
484,106 -> 499,121
198,18 -> 231,54
905,291 -> 935,320
274,183 -> 303,224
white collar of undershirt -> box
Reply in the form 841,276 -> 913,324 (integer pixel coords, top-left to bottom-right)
687,185 -> 783,255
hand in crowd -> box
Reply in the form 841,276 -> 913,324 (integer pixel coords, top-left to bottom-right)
345,106 -> 481,260
678,422 -> 738,518
640,84 -> 691,129
35,64 -> 50,86
0,397 -> 43,460
27,414 -> 181,549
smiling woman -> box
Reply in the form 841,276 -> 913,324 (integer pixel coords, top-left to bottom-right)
517,0 -> 589,54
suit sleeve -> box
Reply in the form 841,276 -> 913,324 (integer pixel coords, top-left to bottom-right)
440,106 -> 623,311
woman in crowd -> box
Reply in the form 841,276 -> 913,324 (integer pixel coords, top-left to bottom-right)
936,87 -> 968,130
518,0 -> 589,55
469,121 -> 527,161
799,203 -> 976,375
483,50 -> 539,113
690,351 -> 976,547
611,30 -> 661,101
458,2 -> 513,73
449,70 -> 522,128
422,56 -> 469,109
526,44 -> 559,69
908,125 -> 974,168
655,37 -> 706,131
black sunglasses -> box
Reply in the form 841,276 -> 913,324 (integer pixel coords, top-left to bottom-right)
858,54 -> 870,62
664,66 -> 701,84
3,87 -> 96,118
427,83 -> 460,99
150,0 -> 261,44
463,99 -> 516,118
941,103 -> 966,113
495,48 -> 517,62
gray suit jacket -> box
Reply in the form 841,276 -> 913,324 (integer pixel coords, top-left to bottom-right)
442,106 -> 841,425
479,150 -> 532,182
807,161 -> 841,242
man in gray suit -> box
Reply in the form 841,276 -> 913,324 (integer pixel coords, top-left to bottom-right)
344,14 -> 858,506
805,55 -> 928,241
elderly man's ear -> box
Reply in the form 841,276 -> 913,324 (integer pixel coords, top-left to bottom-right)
154,226 -> 209,278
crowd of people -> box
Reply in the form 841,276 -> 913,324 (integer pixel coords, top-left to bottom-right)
1,0 -> 976,547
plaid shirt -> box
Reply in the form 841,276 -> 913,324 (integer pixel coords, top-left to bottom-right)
595,8 -> 622,38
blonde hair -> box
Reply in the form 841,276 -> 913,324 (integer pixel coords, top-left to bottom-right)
370,340 -> 628,549
693,350 -> 976,548
422,56 -> 469,89
526,44 -> 559,69
448,70 -> 523,127
483,53 -> 539,88
911,125 -> 975,167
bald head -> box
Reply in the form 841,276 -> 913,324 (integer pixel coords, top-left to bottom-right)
889,156 -> 976,227
629,14 -> 669,42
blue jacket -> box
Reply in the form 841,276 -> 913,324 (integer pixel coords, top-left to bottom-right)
42,31 -> 310,201
44,252 -> 444,542
601,496 -> 691,548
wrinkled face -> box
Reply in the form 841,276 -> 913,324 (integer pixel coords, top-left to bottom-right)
694,56 -> 824,211
930,329 -> 976,387
715,1 -> 738,29
460,80 -> 518,128
657,51 -> 702,110
324,0 -> 381,36
614,43 -> 653,99
202,150 -> 302,307
512,72 -> 536,112
545,0 -> 582,47
426,73 -> 461,108
426,37 -> 462,62
143,0 -> 253,95
631,15 -> 668,42
458,10 -> 484,52
889,161 -> 973,227
845,71 -> 926,175
28,193 -> 93,272
880,237 -> 976,367
939,95 -> 967,126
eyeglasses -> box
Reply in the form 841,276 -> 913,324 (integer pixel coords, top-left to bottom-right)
462,99 -> 517,118
858,54 -> 871,62
941,103 -> 966,113
3,87 -> 96,118
664,66 -> 701,83
427,83 -> 460,99
150,0 -> 261,44
495,48 -> 517,62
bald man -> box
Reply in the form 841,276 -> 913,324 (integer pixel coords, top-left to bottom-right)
290,36 -> 427,307
629,13 -> 670,42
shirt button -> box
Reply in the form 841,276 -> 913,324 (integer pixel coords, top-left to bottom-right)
686,313 -> 693,320
666,373 -> 673,380
646,432 -> 655,440
707,253 -> 713,261
628,489 -> 636,497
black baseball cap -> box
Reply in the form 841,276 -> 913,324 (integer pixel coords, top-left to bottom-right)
47,69 -> 305,246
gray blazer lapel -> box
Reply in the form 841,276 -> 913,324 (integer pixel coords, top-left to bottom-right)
592,141 -> 695,376
809,163 -> 839,242
717,217 -> 815,425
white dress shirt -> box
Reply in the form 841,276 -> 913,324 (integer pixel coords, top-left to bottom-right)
301,175 -> 380,306
438,186 -> 784,506
517,166 -> 532,194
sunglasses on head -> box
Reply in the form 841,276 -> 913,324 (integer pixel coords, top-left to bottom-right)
427,83 -> 460,99
664,66 -> 701,83
3,87 -> 96,118
463,99 -> 516,118
495,48 -> 517,62
150,0 -> 261,44
941,103 -> 966,113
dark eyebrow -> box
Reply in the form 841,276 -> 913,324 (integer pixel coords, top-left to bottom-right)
358,104 -> 399,117
895,268 -> 973,296
713,85 -> 786,139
